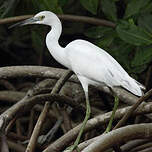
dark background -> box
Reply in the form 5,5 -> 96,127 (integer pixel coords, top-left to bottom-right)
0,0 -> 152,88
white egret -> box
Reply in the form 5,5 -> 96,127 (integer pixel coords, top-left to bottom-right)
10,11 -> 145,151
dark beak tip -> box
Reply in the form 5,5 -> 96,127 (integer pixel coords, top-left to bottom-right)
8,17 -> 37,29
8,25 -> 15,29
8,23 -> 22,29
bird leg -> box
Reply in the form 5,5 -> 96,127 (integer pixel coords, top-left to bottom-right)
74,91 -> 91,147
105,95 -> 119,133
65,91 -> 91,152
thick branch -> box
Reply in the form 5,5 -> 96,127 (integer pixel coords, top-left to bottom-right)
82,123 -> 152,152
0,93 -> 76,132
0,66 -> 66,80
0,66 -> 139,105
0,91 -> 25,103
121,139 -> 152,152
0,15 -> 33,24
0,14 -> 116,28
58,14 -> 116,27
43,102 -> 152,152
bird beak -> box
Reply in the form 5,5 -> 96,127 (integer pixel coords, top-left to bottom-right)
9,17 -> 39,29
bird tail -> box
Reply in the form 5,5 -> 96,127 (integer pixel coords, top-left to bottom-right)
134,80 -> 145,91
123,78 -> 145,97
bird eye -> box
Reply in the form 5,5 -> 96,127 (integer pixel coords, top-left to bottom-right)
39,15 -> 45,20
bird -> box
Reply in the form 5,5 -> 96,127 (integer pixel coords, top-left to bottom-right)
10,11 -> 145,151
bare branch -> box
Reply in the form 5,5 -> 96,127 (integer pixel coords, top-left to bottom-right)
0,66 -> 140,105
25,102 -> 50,152
0,15 -> 33,24
0,66 -> 66,80
0,14 -> 115,28
25,70 -> 73,152
114,88 -> 152,129
8,139 -> 26,152
81,123 -> 152,152
121,139 -> 152,152
43,102 -> 152,152
0,93 -> 75,133
0,134 -> 9,152
58,14 -> 116,28
0,91 -> 25,103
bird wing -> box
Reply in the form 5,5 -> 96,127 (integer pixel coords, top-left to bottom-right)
66,39 -> 143,96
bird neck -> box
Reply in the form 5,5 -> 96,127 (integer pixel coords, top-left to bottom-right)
46,20 -> 69,68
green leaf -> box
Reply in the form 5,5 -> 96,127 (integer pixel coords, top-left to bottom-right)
84,26 -> 113,39
140,2 -> 152,14
101,0 -> 117,22
96,36 -> 114,48
132,46 -> 152,67
96,30 -> 117,48
124,0 -> 150,18
129,64 -> 147,74
108,43 -> 134,71
59,0 -> 69,7
0,0 -> 19,18
116,21 -> 152,46
32,0 -> 63,14
80,0 -> 98,15
138,14 -> 152,34
84,26 -> 116,48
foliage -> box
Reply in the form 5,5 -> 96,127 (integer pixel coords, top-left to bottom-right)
0,0 -> 152,78
80,0 -> 99,15
116,20 -> 152,46
101,0 -> 117,22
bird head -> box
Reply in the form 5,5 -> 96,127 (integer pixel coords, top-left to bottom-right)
9,11 -> 58,28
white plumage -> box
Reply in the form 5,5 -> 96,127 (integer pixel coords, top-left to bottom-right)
41,11 -> 144,96
11,11 -> 145,151
66,39 -> 144,96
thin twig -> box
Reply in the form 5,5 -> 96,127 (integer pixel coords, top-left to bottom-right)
27,109 -> 35,138
114,88 -> 152,129
25,102 -> 50,152
38,116 -> 63,145
0,80 -> 16,90
16,119 -> 22,136
112,89 -> 152,152
145,66 -> 152,88
61,108 -> 72,132
51,70 -> 73,94
50,70 -> 74,133
5,116 -> 17,134
33,104 -> 57,121
25,70 -> 73,152
8,132 -> 28,141
0,134 -> 9,152
7,138 -> 26,152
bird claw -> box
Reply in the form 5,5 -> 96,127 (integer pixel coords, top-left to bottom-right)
63,145 -> 80,152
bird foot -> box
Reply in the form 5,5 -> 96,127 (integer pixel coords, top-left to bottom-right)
63,145 -> 80,152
